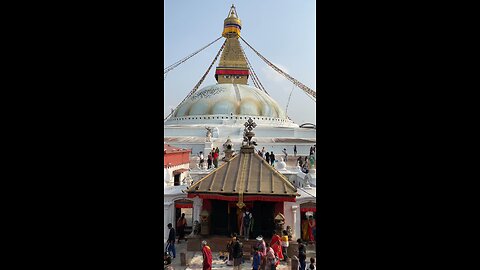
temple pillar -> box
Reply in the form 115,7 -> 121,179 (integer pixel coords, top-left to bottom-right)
192,196 -> 203,223
292,205 -> 299,240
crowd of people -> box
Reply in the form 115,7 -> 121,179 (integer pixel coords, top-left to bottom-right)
199,145 -> 316,171
198,147 -> 221,170
257,147 -> 277,166
165,221 -> 316,270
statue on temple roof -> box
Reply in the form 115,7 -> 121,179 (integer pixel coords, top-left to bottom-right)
205,127 -> 213,142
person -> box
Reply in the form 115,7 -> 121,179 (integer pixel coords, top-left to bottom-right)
270,231 -> 284,262
265,151 -> 270,164
309,146 -> 313,155
198,151 -> 205,168
297,239 -> 306,270
252,246 -> 262,270
177,213 -> 187,243
302,163 -> 309,174
243,208 -> 253,240
255,235 -> 267,256
237,208 -> 245,236
270,151 -> 275,166
302,218 -> 309,241
202,240 -> 213,270
255,235 -> 267,270
193,220 -> 200,235
309,155 -> 315,169
286,226 -> 293,241
281,230 -> 289,261
213,150 -> 219,168
265,243 -> 277,270
207,154 -> 212,169
297,156 -> 303,167
167,223 -> 176,259
308,257 -> 316,270
232,235 -> 243,270
308,216 -> 316,243
293,145 -> 297,157
282,148 -> 288,162
226,234 -> 236,266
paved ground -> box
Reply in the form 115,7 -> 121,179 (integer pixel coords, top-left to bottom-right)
166,241 -> 316,270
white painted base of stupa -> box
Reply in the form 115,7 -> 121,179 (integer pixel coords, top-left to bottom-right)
164,124 -> 315,156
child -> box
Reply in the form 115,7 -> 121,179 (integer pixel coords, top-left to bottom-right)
309,257 -> 316,269
252,247 -> 261,270
281,230 -> 289,261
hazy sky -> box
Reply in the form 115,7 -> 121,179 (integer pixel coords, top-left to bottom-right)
164,0 -> 316,124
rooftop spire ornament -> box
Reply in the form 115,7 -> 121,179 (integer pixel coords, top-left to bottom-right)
237,117 -> 257,209
243,117 -> 257,146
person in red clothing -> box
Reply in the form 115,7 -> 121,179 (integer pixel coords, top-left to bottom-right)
270,231 -> 284,261
202,240 -> 213,270
213,150 -> 219,168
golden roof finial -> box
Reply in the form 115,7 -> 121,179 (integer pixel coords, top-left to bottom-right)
228,4 -> 238,18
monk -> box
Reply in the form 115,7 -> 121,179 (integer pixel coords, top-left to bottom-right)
202,240 -> 213,270
270,231 -> 284,261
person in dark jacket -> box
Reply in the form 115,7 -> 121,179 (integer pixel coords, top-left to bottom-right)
207,154 -> 212,169
232,237 -> 243,270
167,223 -> 176,259
265,151 -> 270,164
297,239 -> 306,270
270,151 -> 275,166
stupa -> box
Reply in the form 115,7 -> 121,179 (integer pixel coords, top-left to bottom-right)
164,5 -> 316,156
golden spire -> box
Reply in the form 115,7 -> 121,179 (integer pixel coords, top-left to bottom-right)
215,5 -> 249,85
222,4 -> 241,38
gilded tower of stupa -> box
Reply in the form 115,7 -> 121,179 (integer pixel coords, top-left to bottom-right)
215,5 -> 249,85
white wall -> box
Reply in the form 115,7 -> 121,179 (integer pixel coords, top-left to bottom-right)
164,163 -> 190,186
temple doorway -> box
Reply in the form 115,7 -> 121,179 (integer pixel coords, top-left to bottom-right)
175,200 -> 193,236
252,201 -> 275,239
210,200 -> 229,235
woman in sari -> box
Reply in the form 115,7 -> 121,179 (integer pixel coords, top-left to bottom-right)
308,216 -> 316,243
269,231 -> 284,261
302,218 -> 309,241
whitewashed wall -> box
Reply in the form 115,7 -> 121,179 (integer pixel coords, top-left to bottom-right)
164,163 -> 190,186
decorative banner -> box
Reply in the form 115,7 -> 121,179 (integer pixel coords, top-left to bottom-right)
175,203 -> 193,208
215,69 -> 250,75
300,207 -> 317,212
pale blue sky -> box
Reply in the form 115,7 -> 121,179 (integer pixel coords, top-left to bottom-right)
164,0 -> 316,124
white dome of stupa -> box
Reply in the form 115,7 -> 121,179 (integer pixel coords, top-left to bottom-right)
165,84 -> 296,127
